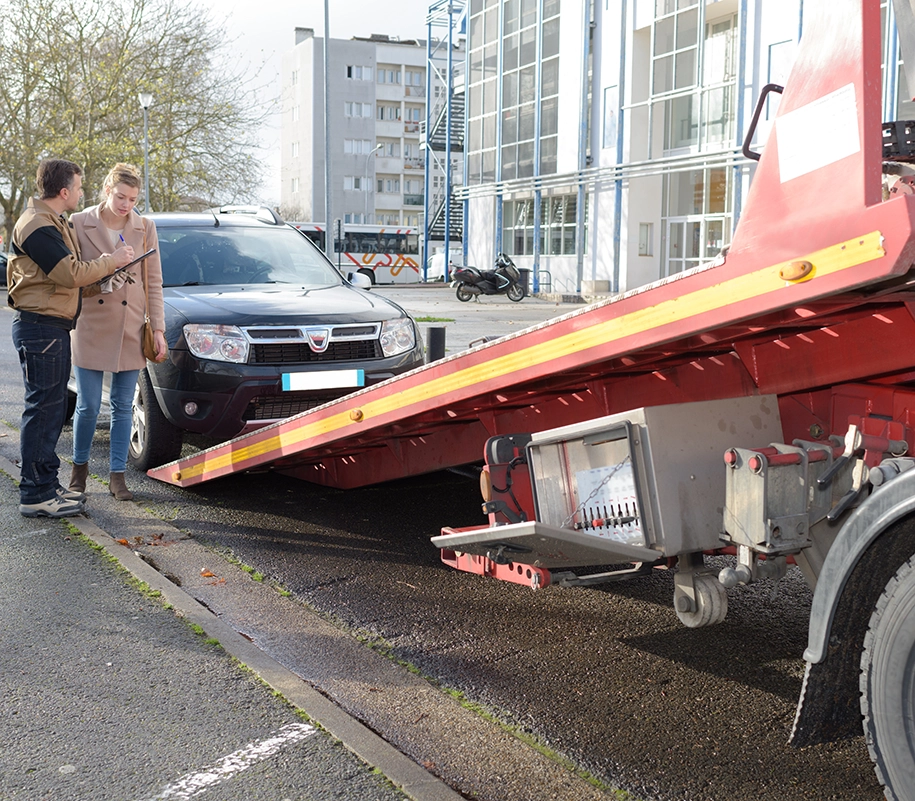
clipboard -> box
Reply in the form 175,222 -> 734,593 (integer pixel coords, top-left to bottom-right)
91,248 -> 156,286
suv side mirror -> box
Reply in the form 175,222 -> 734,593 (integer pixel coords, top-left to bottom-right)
348,272 -> 372,290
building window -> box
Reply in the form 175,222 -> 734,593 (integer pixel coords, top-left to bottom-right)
291,177 -> 299,194
377,178 -> 400,194
344,176 -> 367,191
659,14 -> 737,151
603,86 -> 619,151
467,0 -> 512,184
344,139 -> 374,154
661,167 -> 731,275
345,102 -> 373,118
377,68 -> 402,84
291,141 -> 299,158
291,69 -> 298,85
502,194 -> 586,256
638,223 -> 653,256
542,195 -> 584,255
652,0 -> 699,95
292,105 -> 299,122
377,104 -> 402,121
346,65 -> 373,80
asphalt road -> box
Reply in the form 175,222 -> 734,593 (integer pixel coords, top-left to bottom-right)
0,287 -> 885,801
0,472 -> 412,801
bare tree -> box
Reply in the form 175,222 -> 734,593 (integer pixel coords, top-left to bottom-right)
0,0 -> 272,241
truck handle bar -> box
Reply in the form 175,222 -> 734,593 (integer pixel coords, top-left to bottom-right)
742,83 -> 784,162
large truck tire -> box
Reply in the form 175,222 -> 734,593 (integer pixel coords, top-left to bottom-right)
860,556 -> 915,801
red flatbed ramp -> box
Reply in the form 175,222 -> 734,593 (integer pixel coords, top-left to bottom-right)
148,0 -> 915,490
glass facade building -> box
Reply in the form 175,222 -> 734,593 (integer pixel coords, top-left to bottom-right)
457,0 -> 915,295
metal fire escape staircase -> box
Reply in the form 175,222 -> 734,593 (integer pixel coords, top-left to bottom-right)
425,93 -> 465,240
421,0 -> 466,276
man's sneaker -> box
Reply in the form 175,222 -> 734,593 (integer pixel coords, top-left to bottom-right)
57,485 -> 87,503
19,495 -> 85,518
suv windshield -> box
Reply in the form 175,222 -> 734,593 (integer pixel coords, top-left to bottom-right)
158,225 -> 343,288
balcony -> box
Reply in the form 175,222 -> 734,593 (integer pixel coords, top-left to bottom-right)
375,156 -> 401,173
404,194 -> 424,206
403,157 -> 424,170
376,120 -> 403,137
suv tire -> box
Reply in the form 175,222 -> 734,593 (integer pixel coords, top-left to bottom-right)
129,369 -> 183,470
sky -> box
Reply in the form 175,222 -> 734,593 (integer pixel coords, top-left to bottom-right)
197,0 -> 438,204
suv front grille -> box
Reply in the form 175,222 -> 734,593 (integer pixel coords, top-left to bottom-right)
251,340 -> 382,364
243,390 -> 350,420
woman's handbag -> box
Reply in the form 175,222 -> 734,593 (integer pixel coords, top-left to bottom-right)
141,224 -> 167,363
142,319 -> 161,362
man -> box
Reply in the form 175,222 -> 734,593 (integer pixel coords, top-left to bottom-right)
8,159 -> 134,517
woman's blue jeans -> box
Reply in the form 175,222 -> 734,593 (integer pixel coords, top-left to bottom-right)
12,316 -> 72,504
73,366 -> 140,473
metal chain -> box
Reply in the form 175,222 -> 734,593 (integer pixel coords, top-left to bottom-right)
561,455 -> 632,529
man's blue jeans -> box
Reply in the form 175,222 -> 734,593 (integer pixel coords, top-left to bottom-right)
12,315 -> 72,504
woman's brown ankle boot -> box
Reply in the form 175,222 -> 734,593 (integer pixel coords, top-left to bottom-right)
109,472 -> 134,501
68,462 -> 89,493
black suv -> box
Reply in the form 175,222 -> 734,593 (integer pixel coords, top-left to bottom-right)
117,207 -> 423,469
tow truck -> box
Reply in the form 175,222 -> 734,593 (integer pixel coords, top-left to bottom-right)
151,0 -> 915,796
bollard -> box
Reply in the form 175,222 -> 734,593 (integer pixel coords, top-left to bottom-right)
426,326 -> 446,362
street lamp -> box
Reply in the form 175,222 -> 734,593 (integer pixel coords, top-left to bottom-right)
138,92 -> 154,212
363,143 -> 383,222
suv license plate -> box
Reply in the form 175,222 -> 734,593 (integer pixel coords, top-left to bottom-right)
282,370 -> 366,391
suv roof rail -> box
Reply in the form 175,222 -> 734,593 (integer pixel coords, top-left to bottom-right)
209,205 -> 284,225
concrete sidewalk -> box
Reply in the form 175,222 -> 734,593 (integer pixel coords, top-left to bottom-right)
0,457 -> 458,801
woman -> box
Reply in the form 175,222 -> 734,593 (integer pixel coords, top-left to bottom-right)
68,163 -> 167,500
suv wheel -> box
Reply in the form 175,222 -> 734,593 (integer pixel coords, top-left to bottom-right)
129,369 -> 183,470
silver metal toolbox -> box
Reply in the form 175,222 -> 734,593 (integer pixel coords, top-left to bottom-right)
526,395 -> 783,559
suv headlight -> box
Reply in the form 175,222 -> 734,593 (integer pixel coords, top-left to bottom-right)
184,324 -> 250,363
380,318 -> 416,357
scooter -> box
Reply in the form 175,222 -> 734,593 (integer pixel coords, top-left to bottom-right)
453,253 -> 525,302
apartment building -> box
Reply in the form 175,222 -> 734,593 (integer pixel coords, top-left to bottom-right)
459,0 -> 913,295
281,28 -> 446,227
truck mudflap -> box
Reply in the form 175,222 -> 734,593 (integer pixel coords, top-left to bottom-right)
792,469 -> 915,747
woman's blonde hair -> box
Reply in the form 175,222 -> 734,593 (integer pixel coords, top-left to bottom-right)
102,162 -> 143,193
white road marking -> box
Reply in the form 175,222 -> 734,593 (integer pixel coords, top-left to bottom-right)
145,722 -> 316,800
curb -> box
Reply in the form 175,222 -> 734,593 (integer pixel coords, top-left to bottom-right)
0,454 -> 463,801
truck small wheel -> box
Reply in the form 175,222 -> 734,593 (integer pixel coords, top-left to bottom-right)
675,574 -> 728,628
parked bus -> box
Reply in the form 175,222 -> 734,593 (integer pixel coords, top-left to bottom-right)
291,223 -> 422,284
